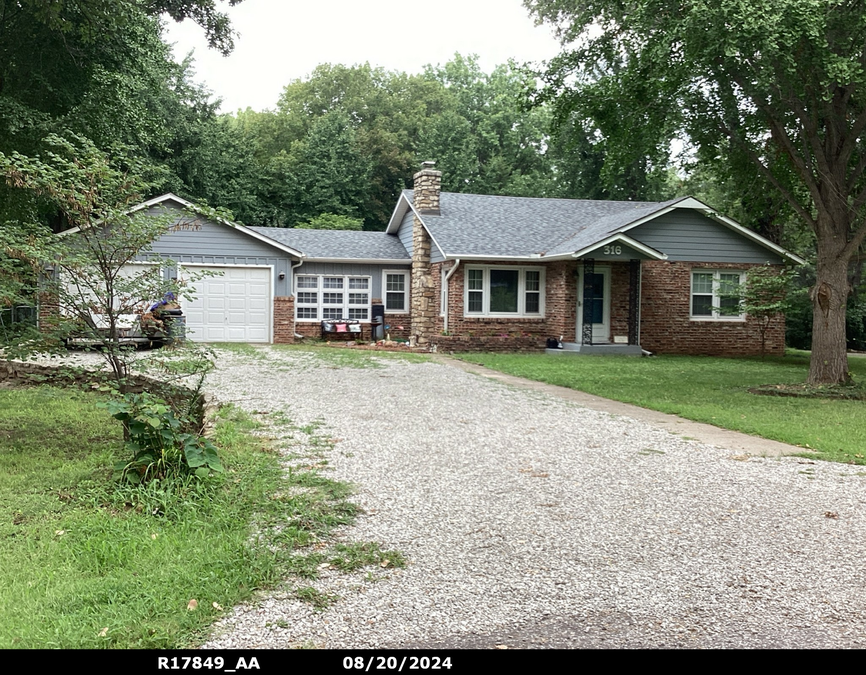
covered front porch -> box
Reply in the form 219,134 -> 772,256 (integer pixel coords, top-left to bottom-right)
545,236 -> 664,356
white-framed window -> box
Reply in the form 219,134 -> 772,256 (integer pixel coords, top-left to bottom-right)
463,266 -> 545,317
690,270 -> 745,320
295,275 -> 371,321
382,270 -> 409,313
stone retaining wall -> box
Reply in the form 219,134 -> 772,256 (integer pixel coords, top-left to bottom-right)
0,359 -> 218,434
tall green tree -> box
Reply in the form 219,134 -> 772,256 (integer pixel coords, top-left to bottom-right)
419,55 -> 555,196
0,0 -> 247,228
287,109 -> 372,226
528,0 -> 866,384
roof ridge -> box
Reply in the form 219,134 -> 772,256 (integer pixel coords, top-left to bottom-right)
404,187 -> 680,208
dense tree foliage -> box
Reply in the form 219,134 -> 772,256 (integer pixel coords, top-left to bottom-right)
225,55 -> 675,230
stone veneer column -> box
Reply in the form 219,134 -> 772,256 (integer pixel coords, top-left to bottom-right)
411,162 -> 440,345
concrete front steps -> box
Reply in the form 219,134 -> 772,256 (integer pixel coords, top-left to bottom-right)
545,341 -> 644,356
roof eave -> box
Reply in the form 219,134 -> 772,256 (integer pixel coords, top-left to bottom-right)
301,258 -> 411,264
570,233 -> 668,261
442,254 -> 548,261
385,192 -> 413,233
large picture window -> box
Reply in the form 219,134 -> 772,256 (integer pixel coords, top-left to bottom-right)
691,270 -> 744,320
295,275 -> 371,321
464,266 -> 545,317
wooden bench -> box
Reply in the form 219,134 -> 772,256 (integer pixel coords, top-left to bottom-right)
320,319 -> 364,340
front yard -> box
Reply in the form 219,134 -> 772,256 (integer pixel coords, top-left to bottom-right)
456,350 -> 866,465
0,380 -> 400,648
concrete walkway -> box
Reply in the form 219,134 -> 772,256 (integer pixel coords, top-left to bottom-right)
431,354 -> 808,458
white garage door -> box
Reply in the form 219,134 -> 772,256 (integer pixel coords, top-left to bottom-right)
181,266 -> 272,343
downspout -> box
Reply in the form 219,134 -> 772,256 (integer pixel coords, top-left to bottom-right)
291,258 -> 305,339
443,258 -> 461,335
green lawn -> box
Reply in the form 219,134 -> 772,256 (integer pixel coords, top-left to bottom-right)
456,350 -> 866,464
0,385 -> 398,648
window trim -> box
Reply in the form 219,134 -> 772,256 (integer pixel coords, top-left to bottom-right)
690,269 -> 746,321
381,269 -> 409,314
463,265 -> 546,318
295,274 -> 372,322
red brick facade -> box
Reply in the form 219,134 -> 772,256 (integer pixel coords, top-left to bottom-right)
273,296 -> 295,344
427,259 -> 643,351
639,261 -> 785,356
415,258 -> 786,355
382,314 -> 411,340
430,260 -> 553,350
37,290 -> 60,332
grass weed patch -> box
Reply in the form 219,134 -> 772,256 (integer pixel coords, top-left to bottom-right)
0,389 -> 320,648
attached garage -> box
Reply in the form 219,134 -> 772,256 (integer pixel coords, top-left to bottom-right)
180,265 -> 273,343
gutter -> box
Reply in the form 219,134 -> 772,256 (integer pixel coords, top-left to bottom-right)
442,259 -> 461,335
291,258 -> 305,339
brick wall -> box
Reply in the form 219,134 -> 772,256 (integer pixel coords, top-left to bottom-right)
609,263 -> 632,341
639,260 -> 786,356
430,259 -> 580,351
426,258 -> 784,355
382,314 -> 411,340
294,312 -> 411,341
273,296 -> 295,344
37,289 -> 60,332
546,261 -> 579,341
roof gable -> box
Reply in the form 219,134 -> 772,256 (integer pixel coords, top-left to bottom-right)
58,193 -> 306,259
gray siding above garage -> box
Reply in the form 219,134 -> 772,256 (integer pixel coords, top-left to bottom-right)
628,209 -> 784,264
139,207 -> 296,296
297,262 -> 411,299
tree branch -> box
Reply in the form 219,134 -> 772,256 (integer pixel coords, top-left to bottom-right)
842,219 -> 866,261
720,119 -> 817,230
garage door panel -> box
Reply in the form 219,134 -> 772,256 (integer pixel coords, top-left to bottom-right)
179,266 -> 272,343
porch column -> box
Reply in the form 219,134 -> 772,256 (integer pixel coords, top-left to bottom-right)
627,259 -> 641,346
582,258 -> 595,345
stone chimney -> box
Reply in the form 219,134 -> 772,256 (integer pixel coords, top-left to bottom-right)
410,161 -> 439,345
413,160 -> 441,215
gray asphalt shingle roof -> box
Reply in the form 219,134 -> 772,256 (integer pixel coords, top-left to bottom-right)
402,190 -> 683,257
249,227 -> 410,261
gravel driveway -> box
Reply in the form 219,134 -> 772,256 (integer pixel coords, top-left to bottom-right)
199,346 -> 866,649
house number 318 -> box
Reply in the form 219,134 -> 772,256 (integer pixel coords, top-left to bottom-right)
603,245 -> 622,255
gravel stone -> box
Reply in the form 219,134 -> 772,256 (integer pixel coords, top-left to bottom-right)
34,346 -> 866,648
193,346 -> 866,649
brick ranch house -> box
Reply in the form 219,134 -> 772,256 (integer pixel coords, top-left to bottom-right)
53,163 -> 803,355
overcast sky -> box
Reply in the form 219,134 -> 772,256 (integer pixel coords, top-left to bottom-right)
163,0 -> 563,113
